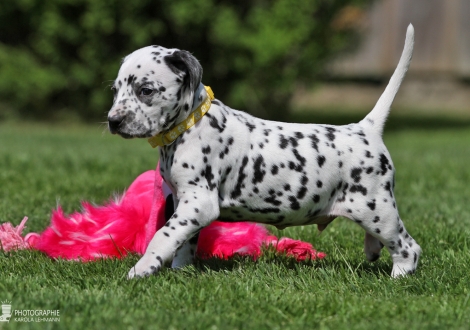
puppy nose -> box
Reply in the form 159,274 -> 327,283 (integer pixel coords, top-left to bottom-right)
108,114 -> 125,133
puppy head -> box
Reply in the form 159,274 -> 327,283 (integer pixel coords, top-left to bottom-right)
107,46 -> 203,138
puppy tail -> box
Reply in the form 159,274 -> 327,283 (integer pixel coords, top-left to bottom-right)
362,24 -> 414,135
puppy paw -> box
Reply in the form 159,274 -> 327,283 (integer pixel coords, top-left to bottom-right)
127,256 -> 161,279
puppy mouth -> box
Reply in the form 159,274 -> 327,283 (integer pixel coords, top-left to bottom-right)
114,130 -> 154,139
116,131 -> 135,139
108,116 -> 154,139
110,126 -> 154,139
108,123 -> 132,138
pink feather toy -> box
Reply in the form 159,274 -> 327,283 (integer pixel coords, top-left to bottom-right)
1,166 -> 325,262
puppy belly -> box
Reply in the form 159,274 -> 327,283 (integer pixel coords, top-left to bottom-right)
218,201 -> 330,228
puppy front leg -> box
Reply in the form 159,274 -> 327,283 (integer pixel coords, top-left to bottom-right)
128,193 -> 219,279
166,194 -> 201,269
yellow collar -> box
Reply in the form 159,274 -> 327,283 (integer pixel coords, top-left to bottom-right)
147,86 -> 215,148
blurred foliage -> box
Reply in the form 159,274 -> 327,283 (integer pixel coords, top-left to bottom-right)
0,0 -> 371,122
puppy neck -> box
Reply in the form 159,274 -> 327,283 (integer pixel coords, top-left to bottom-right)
191,83 -> 208,111
147,85 -> 214,148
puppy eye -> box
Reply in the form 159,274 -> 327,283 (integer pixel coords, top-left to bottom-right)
140,88 -> 153,96
111,86 -> 117,95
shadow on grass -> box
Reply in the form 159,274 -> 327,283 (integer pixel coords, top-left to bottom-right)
194,253 -> 322,273
289,110 -> 470,131
194,253 -> 392,279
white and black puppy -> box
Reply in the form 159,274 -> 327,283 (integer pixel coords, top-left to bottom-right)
108,25 -> 421,279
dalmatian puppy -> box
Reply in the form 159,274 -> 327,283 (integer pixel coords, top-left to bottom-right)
108,24 -> 421,279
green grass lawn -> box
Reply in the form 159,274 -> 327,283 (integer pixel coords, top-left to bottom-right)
1,119 -> 469,330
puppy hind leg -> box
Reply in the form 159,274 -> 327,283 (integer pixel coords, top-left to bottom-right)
388,218 -> 422,277
364,232 -> 384,262
362,215 -> 421,277
347,205 -> 421,277
171,232 -> 199,269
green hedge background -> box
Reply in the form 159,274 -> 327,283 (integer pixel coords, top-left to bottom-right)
0,0 -> 370,122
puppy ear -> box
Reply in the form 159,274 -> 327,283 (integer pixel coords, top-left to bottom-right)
164,50 -> 203,92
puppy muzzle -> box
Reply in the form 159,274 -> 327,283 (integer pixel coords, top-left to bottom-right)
108,113 -> 126,134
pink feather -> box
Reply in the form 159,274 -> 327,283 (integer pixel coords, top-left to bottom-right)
0,217 -> 30,251
1,167 -> 325,262
29,170 -> 159,260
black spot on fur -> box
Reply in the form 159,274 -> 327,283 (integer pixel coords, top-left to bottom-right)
288,196 -> 300,210
264,194 -> 282,206
248,207 -> 280,214
127,74 -> 135,85
205,113 -> 226,133
279,135 -> 289,149
288,137 -> 298,148
350,168 -> 362,183
295,131 -> 304,139
292,149 -> 306,167
317,155 -> 326,167
309,134 -> 319,152
252,155 -> 266,184
379,153 -> 390,175
231,156 -> 249,199
325,127 -> 336,141
288,161 -> 303,172
349,184 -> 368,196
367,200 -> 376,210
271,165 -> 279,175
200,165 -> 216,190
297,186 -> 308,199
246,122 -> 256,132
202,146 -> 211,154
384,181 -> 393,197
